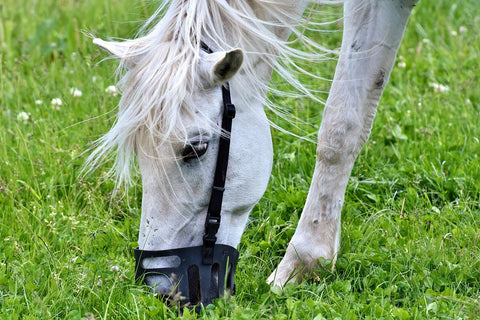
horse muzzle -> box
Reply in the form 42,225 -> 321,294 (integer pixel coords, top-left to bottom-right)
134,244 -> 239,307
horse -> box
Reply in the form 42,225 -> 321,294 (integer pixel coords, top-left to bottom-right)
89,0 -> 419,305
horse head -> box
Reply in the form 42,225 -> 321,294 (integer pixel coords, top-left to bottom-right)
92,38 -> 273,302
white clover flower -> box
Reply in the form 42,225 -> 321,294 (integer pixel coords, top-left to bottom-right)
422,38 -> 430,44
35,100 -> 43,105
428,82 -> 450,93
92,76 -> 97,83
70,88 -> 83,97
17,111 -> 30,124
105,85 -> 118,97
437,85 -> 449,93
459,26 -> 468,34
397,61 -> 407,68
110,265 -> 120,272
51,98 -> 63,110
450,30 -> 458,37
282,152 -> 296,162
51,98 -> 62,106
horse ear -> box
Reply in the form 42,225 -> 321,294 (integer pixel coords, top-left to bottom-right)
93,38 -> 137,68
213,49 -> 244,82
203,49 -> 244,84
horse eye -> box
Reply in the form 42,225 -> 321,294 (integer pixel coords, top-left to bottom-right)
181,142 -> 209,162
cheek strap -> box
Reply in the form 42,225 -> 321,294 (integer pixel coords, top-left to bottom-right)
202,83 -> 236,265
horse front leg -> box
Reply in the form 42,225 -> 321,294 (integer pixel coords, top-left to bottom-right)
268,0 -> 420,286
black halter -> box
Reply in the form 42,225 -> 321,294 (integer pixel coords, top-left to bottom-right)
133,43 -> 238,307
202,83 -> 236,264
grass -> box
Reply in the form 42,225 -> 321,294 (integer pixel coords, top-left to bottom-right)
1,0 -> 479,318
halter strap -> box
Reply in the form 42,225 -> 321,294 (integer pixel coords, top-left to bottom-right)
201,42 -> 213,54
202,87 -> 236,265
200,42 -> 236,264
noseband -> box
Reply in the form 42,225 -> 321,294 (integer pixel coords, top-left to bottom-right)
134,44 -> 239,307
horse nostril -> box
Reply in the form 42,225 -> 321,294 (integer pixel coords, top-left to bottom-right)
144,274 -> 176,296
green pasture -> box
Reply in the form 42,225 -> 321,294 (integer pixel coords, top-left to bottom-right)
1,0 -> 479,318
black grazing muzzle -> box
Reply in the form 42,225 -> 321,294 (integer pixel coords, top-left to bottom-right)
134,244 -> 238,307
134,54 -> 239,307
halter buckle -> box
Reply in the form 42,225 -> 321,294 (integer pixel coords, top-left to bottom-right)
225,103 -> 236,119
204,216 -> 221,241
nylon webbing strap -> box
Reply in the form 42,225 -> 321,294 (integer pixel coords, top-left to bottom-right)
202,84 -> 236,265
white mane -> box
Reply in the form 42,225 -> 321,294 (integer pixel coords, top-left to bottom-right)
87,0 -> 343,185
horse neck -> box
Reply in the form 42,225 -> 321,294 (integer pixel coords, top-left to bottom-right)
241,1 -> 309,43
